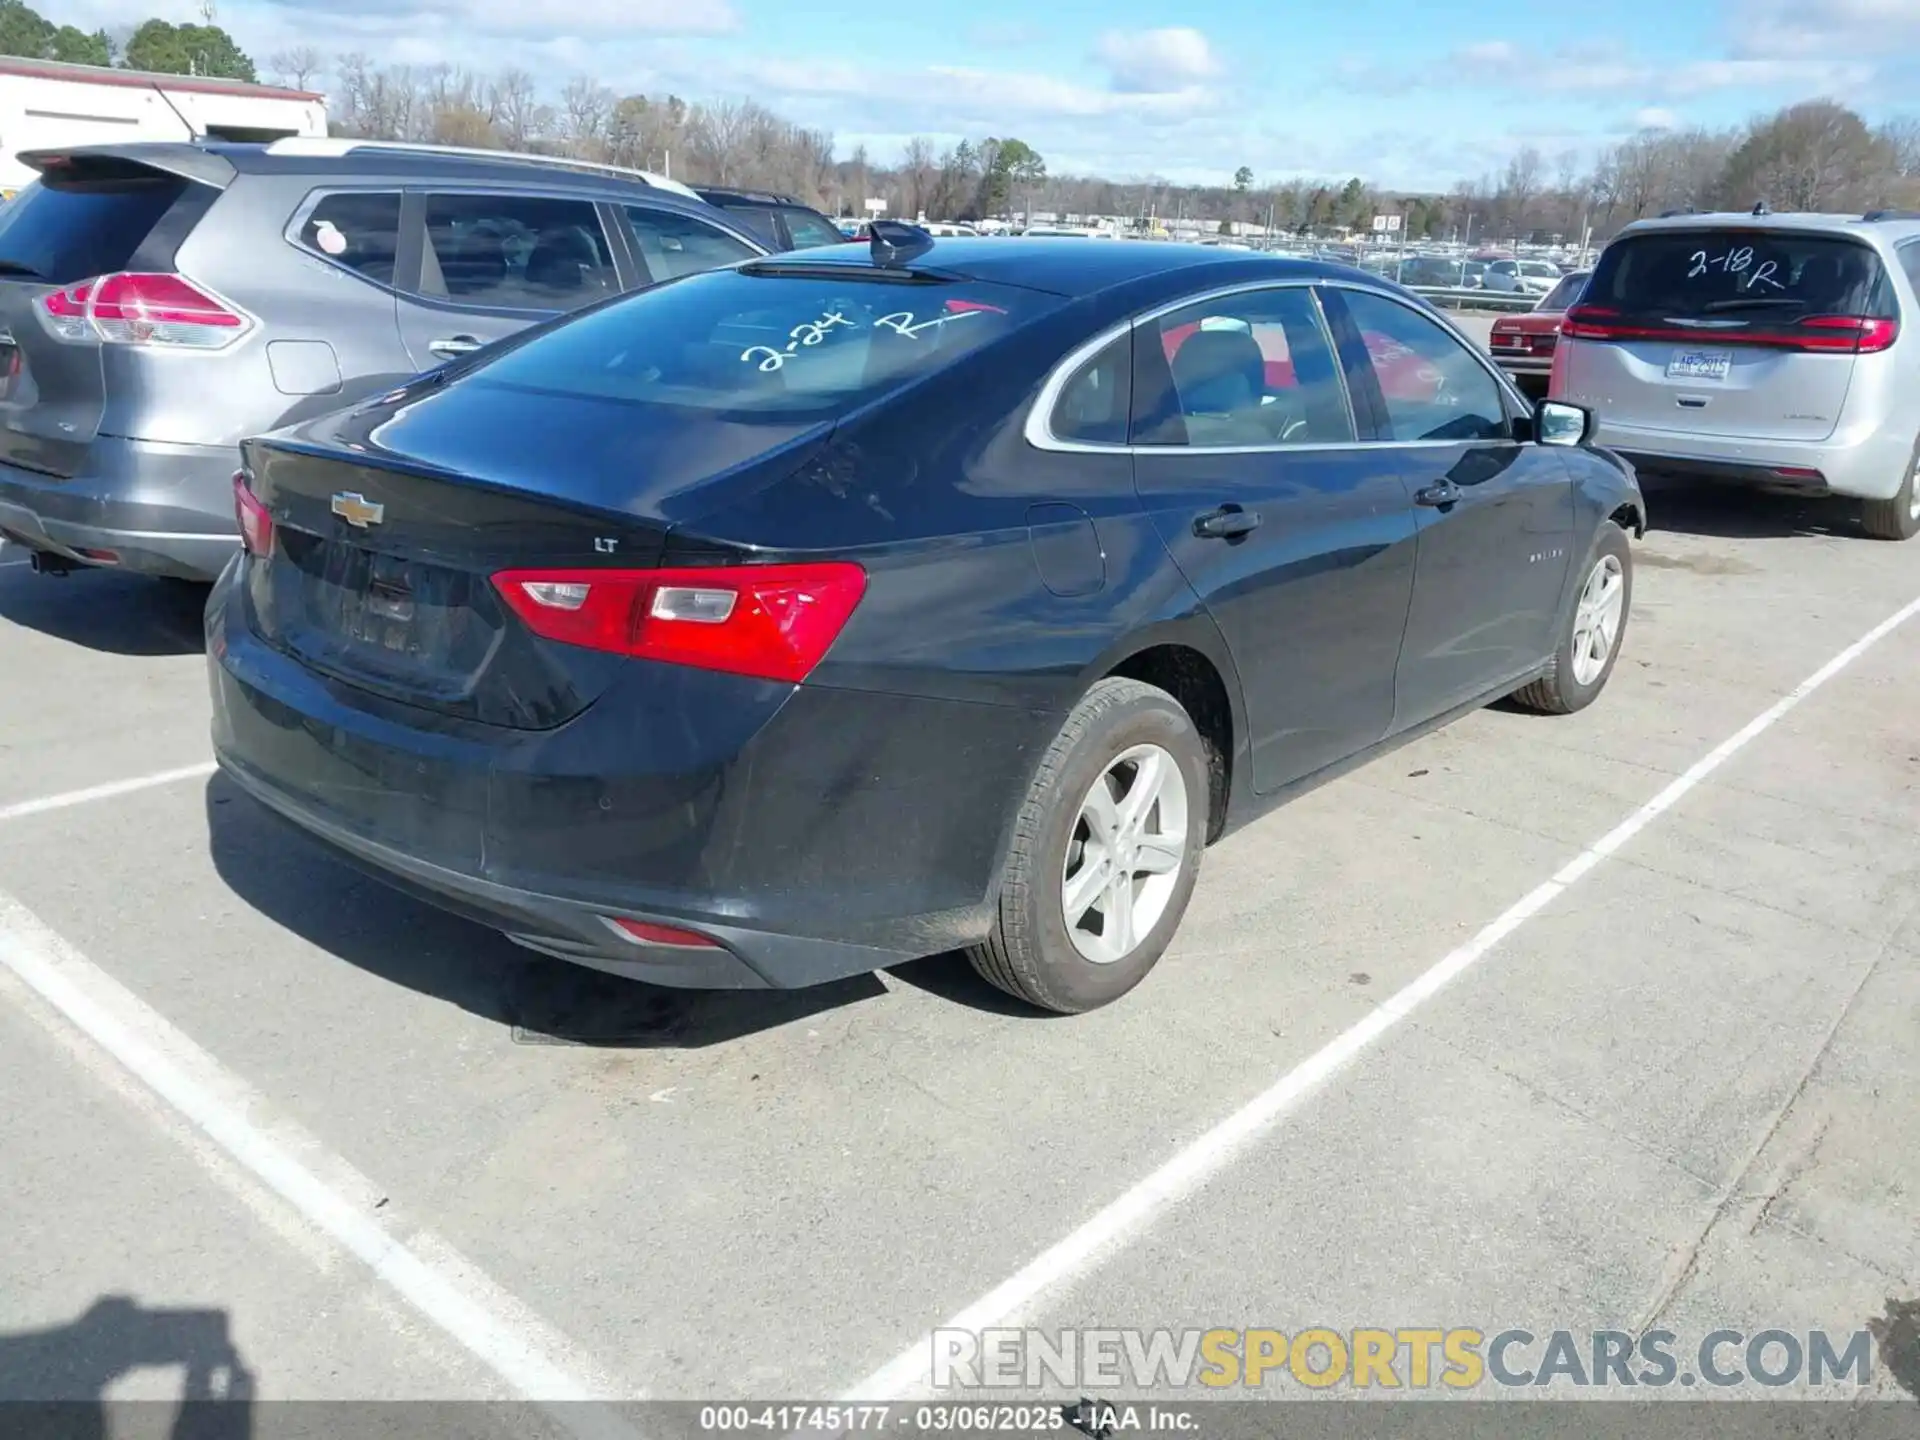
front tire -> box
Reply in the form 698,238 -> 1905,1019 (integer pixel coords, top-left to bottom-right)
1860,439 -> 1920,542
968,678 -> 1209,1014
1511,522 -> 1633,716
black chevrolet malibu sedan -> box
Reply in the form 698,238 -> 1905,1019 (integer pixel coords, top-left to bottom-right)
208,231 -> 1645,1014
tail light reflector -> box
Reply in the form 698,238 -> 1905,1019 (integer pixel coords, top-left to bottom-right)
233,470 -> 273,557
605,917 -> 721,949
1560,304 -> 1898,354
40,272 -> 249,349
492,562 -> 867,683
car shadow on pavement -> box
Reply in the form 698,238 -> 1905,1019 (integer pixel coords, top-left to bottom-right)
0,564 -> 209,656
1637,474 -> 1862,541
204,774 -> 892,1048
0,1294 -> 254,1430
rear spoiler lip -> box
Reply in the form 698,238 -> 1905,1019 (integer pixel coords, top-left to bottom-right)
17,144 -> 237,190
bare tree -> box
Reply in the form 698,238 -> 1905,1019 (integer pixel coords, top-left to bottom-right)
1497,146 -> 1543,239
487,67 -> 548,151
899,137 -> 937,220
559,76 -> 615,161
268,44 -> 322,89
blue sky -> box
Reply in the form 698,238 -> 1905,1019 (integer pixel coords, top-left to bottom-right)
61,0 -> 1920,188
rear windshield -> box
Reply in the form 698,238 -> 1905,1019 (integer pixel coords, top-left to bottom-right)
456,267 -> 1063,418
0,174 -> 192,284
1588,231 -> 1894,320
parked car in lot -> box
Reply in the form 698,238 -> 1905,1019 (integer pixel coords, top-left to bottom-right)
1483,258 -> 1564,296
691,187 -> 848,251
1489,269 -> 1589,393
209,231 -> 1643,1014
1552,209 -> 1920,539
0,138 -> 766,581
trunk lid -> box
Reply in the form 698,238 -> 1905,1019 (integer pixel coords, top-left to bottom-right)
1558,228 -> 1894,444
0,148 -> 227,478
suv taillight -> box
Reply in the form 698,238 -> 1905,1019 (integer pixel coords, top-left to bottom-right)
40,272 -> 249,349
1560,303 -> 1898,354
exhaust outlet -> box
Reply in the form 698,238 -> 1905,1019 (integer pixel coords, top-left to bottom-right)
28,550 -> 73,577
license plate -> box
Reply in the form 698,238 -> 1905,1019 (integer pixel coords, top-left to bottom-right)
1666,348 -> 1731,382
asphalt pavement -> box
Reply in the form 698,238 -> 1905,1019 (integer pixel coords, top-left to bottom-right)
2,464 -> 1918,1418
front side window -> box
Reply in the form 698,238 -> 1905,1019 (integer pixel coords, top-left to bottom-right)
419,193 -> 616,312
625,205 -> 759,281
1135,287 -> 1354,448
298,192 -> 401,285
780,208 -> 847,250
1338,289 -> 1509,443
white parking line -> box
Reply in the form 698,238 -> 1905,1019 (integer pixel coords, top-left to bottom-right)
845,590 -> 1920,1402
0,761 -> 217,825
0,889 -> 641,1437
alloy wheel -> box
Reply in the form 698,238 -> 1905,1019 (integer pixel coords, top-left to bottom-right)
1060,744 -> 1189,964
1570,553 -> 1626,686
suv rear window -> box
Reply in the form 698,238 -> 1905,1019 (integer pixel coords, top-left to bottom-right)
456,266 -> 1061,418
0,173 -> 195,284
1587,230 -> 1895,321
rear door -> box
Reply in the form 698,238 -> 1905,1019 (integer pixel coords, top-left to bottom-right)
1326,286 -> 1574,723
1128,282 -> 1420,794
1558,227 -> 1896,443
0,150 -> 225,476
394,189 -> 623,370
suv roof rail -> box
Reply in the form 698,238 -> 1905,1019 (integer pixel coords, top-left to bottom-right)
1862,208 -> 1920,223
261,137 -> 704,200
1657,207 -> 1697,218
701,186 -> 796,205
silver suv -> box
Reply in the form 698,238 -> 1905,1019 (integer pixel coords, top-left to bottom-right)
0,138 -> 767,580
1551,208 -> 1920,539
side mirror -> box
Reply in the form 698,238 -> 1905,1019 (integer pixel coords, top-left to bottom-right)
1535,399 -> 1591,448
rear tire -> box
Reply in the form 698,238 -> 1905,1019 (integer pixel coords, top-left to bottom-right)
1511,522 -> 1633,716
1859,439 -> 1920,542
967,678 -> 1209,1014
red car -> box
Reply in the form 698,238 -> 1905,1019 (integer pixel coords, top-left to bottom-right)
1488,270 -> 1589,389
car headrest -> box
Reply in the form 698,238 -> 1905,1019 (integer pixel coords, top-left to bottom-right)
1171,329 -> 1265,415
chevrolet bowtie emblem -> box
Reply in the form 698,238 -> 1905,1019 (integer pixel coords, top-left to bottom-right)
331,491 -> 384,528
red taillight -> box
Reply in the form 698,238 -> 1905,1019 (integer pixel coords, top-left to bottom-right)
39,272 -> 248,349
491,562 -> 867,683
1796,315 -> 1899,353
233,470 -> 273,557
1560,304 -> 1898,354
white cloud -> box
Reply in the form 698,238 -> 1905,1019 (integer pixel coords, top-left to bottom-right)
1094,28 -> 1221,94
1633,106 -> 1681,130
1732,0 -> 1920,58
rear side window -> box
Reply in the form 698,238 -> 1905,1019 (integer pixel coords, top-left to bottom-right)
624,206 -> 758,281
454,268 -> 1061,418
1900,242 -> 1920,295
0,173 -> 193,284
1588,231 -> 1894,321
420,193 -> 616,312
1539,273 -> 1587,310
297,192 -> 401,286
781,208 -> 846,250
713,205 -> 780,248
1049,335 -> 1131,445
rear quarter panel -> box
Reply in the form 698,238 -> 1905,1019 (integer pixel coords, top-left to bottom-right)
109,175 -> 416,448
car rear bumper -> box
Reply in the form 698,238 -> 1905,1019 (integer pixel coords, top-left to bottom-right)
1491,354 -> 1552,376
1586,418 -> 1911,501
207,567 -> 1050,990
0,435 -> 239,580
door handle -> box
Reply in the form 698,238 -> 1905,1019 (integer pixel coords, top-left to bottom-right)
428,334 -> 483,359
1193,504 -> 1261,539
1415,480 -> 1462,507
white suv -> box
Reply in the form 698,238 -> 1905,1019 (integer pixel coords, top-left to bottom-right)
1551,209 -> 1920,539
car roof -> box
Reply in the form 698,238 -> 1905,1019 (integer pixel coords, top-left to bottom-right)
749,236 -> 1369,299
1614,210 -> 1920,245
196,141 -> 709,205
